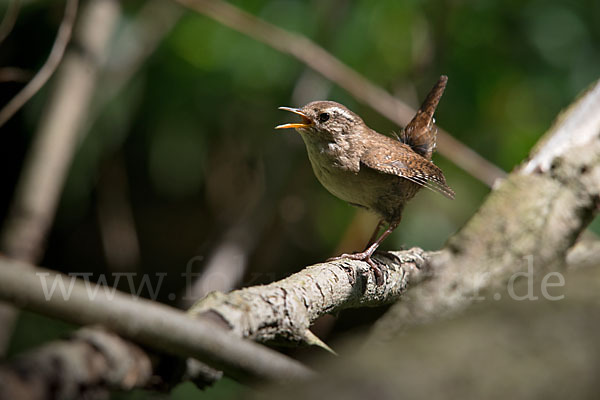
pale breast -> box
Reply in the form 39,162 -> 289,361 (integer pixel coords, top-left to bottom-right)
301,136 -> 420,222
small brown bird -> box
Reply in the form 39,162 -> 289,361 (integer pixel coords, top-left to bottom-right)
276,76 -> 454,284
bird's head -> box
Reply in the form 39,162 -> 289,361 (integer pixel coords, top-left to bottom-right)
275,101 -> 365,141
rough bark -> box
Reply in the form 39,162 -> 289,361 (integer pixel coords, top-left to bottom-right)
255,263 -> 600,400
189,249 -> 430,350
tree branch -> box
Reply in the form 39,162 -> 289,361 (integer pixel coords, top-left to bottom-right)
0,328 -> 153,400
0,258 -> 313,386
0,247 -> 431,398
188,248 -> 431,351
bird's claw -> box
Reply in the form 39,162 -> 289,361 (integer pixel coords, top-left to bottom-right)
327,252 -> 384,286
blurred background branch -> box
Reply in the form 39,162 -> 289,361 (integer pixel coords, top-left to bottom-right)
0,0 -> 77,128
0,328 -> 154,400
0,0 -> 119,354
0,0 -> 20,45
0,67 -> 32,83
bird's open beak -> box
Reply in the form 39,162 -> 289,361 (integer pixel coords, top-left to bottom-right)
275,107 -> 313,129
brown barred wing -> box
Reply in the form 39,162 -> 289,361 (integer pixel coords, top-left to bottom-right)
360,146 -> 455,200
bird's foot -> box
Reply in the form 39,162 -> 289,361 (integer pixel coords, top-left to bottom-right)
327,251 -> 384,286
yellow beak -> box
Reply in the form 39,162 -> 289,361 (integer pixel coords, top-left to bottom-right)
275,107 -> 313,129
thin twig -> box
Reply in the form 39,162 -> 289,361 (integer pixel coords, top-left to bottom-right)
0,0 -> 78,128
0,67 -> 31,83
173,0 -> 506,186
0,0 -> 20,44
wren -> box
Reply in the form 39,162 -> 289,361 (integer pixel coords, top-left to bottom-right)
276,76 -> 454,284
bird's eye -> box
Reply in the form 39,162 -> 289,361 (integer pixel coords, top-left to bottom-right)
318,112 -> 330,123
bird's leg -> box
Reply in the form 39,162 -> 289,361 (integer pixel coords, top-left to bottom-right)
328,220 -> 400,285
365,220 -> 384,248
